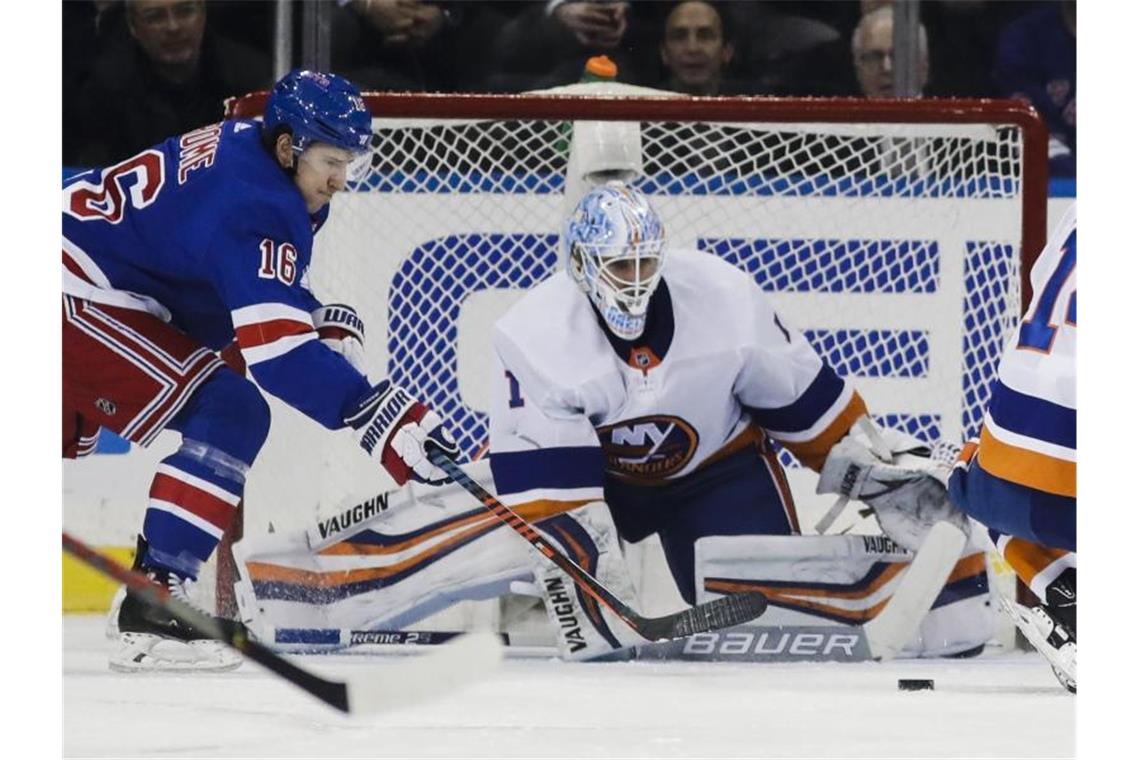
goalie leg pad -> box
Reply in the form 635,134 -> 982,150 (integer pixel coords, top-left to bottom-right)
235,460 -> 552,634
695,533 -> 995,657
532,504 -> 644,660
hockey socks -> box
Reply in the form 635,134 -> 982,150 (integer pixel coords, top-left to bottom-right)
141,440 -> 248,579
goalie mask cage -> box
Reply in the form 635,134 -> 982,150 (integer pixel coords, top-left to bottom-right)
220,86 -> 1048,626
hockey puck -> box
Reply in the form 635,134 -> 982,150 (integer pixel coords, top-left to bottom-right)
897,679 -> 934,691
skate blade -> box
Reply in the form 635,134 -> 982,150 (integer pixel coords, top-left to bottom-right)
110,633 -> 243,673
105,586 -> 127,640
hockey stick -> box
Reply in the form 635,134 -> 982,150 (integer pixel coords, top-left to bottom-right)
425,445 -> 769,641
63,532 -> 502,714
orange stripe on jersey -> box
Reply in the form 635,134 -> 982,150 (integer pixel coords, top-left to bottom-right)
515,499 -> 593,523
999,538 -> 1071,591
978,425 -> 1076,498
956,440 -> 979,467
234,319 -> 314,350
780,392 -> 868,471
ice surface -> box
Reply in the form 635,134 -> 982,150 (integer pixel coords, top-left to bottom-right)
64,616 -> 1073,758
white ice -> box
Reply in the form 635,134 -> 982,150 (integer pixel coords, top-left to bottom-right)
64,616 -> 1073,758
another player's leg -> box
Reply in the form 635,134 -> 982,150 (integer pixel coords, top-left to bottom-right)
949,451 -> 1077,690
113,369 -> 270,671
62,296 -> 264,670
989,532 -> 1076,691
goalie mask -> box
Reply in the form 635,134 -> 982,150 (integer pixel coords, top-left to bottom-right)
564,183 -> 666,340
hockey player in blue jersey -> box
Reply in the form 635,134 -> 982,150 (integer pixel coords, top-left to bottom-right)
62,69 -> 459,671
947,204 -> 1077,691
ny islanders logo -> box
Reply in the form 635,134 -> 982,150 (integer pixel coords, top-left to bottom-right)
597,415 -> 699,481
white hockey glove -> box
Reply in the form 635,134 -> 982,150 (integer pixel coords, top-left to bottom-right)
816,421 -> 967,552
312,304 -> 367,375
344,380 -> 460,486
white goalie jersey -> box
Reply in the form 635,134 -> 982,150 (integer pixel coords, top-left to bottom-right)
488,248 -> 868,514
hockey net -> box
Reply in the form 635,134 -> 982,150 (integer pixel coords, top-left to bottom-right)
220,85 -> 1047,626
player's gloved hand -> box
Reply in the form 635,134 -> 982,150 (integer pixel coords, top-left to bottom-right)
817,426 -> 968,551
312,304 -> 367,375
344,380 -> 459,486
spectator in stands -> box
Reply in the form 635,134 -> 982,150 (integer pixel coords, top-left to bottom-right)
333,0 -> 462,91
73,0 -> 271,167
63,1 -> 129,164
349,0 -> 447,47
480,1 -> 660,92
851,4 -> 929,98
711,2 -> 839,96
658,1 -> 735,96
549,0 -> 629,50
993,1 -> 1076,177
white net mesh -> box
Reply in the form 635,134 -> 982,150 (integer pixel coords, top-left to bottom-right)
233,89 -> 1039,547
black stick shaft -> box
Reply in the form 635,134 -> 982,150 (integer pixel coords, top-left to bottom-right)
425,447 -> 769,641
62,532 -> 352,712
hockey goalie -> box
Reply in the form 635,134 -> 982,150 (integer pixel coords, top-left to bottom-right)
231,117 -> 995,662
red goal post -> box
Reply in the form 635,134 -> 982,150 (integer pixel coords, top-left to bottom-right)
217,88 -> 1048,625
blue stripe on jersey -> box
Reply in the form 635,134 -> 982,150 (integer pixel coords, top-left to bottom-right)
948,460 -> 1075,551
748,364 -> 846,434
988,380 -> 1076,450
490,446 -> 604,497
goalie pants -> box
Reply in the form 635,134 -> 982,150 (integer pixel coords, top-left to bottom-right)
62,295 -> 271,577
605,439 -> 798,604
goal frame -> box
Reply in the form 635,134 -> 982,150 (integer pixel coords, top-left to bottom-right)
228,92 -> 1049,310
219,91 -> 1051,631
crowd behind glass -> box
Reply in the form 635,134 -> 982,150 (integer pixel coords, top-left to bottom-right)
61,0 -> 1076,177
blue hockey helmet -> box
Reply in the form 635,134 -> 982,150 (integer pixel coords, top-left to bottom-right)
263,70 -> 372,156
563,182 -> 666,340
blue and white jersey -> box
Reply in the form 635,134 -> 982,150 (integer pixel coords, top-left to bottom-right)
61,121 -> 370,429
951,204 -> 1076,503
489,249 -> 867,511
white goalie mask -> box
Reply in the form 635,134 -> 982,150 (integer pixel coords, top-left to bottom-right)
563,183 -> 666,340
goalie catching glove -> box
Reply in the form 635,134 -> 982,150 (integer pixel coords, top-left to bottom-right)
345,380 -> 459,486
816,422 -> 968,551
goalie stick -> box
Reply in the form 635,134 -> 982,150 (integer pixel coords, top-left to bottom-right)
425,444 -> 769,641
862,520 -> 968,660
63,532 -> 502,715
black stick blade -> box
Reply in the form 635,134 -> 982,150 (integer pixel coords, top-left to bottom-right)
640,591 -> 769,641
